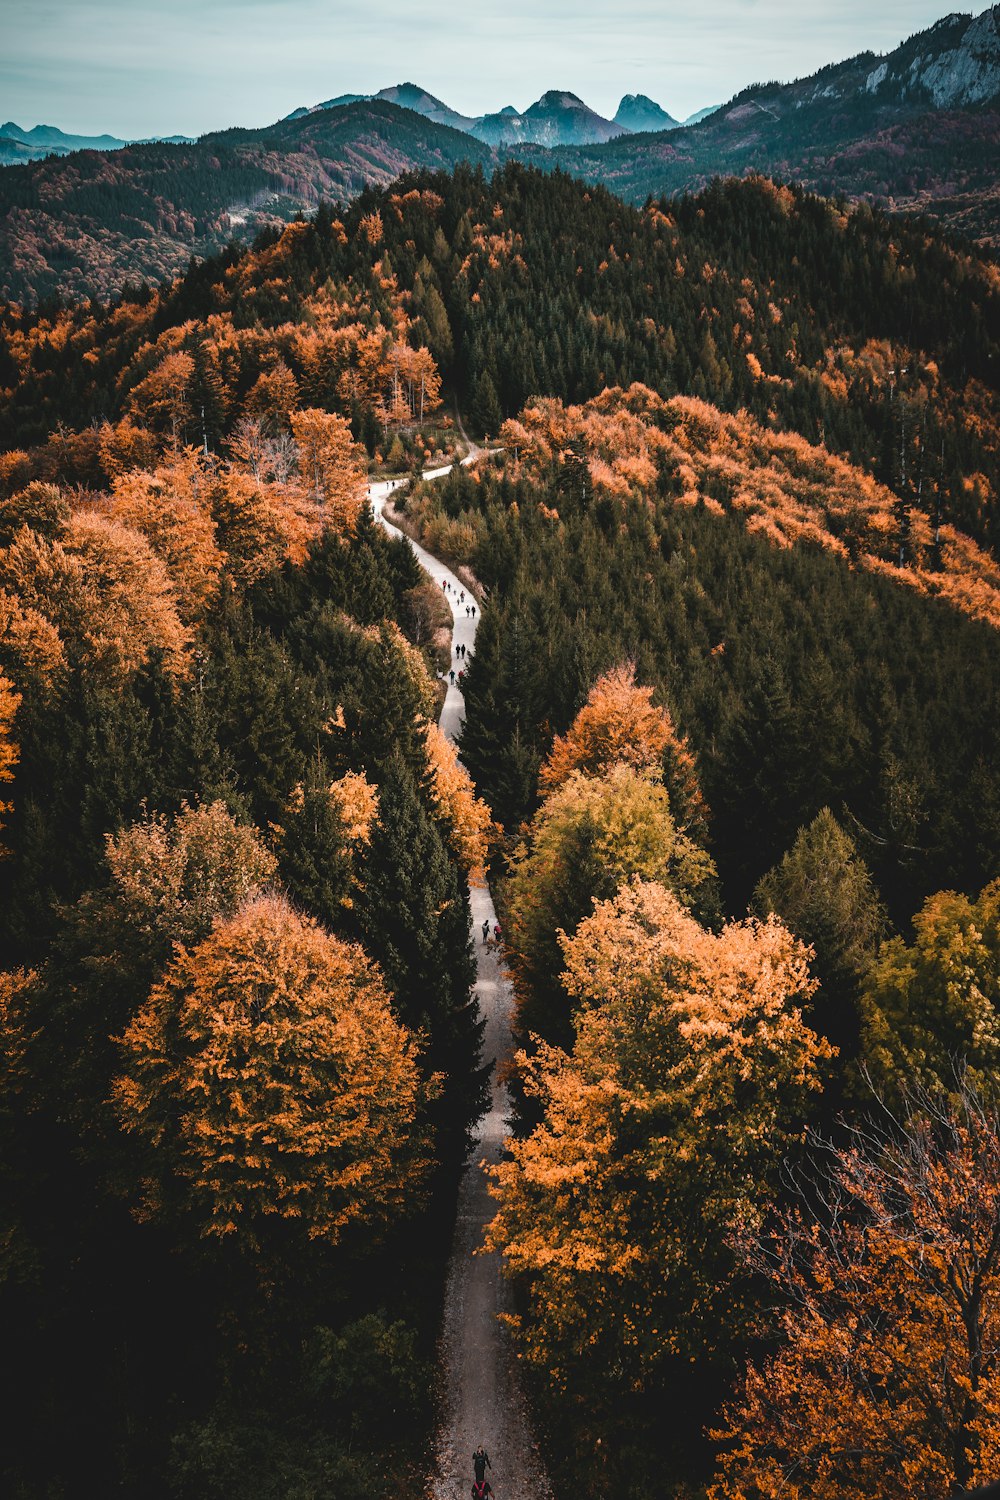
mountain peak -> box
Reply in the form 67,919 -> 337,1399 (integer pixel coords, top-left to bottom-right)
614,93 -> 680,132
533,90 -> 587,109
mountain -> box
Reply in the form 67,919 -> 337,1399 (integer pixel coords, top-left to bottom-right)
290,83 -> 478,132
294,82 -> 630,146
614,94 -> 680,132
470,90 -> 627,146
0,121 -> 192,163
1,7 -> 997,306
0,101 -> 492,306
512,6 -> 1000,242
682,105 -> 721,125
373,83 -> 479,132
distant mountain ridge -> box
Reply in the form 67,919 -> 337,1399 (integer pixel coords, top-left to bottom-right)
0,120 -> 193,164
284,82 -> 706,145
0,5 -> 997,304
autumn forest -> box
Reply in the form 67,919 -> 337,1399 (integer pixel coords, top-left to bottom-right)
0,127 -> 999,1500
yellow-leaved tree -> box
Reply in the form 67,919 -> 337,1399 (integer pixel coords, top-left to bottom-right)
487,879 -> 828,1478
505,763 -> 716,1043
0,671 -> 21,854
711,1079 -> 1000,1499
115,895 -> 435,1250
290,408 -> 368,536
423,720 -> 494,881
539,662 -> 708,838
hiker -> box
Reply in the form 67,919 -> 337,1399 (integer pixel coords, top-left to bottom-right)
481,919 -> 490,944
449,669 -> 455,683
473,1447 -> 492,1484
460,590 -> 465,603
471,604 -> 476,618
471,1482 -> 493,1500
493,922 -> 501,944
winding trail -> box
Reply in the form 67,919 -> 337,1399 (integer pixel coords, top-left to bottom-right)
369,469 -> 552,1500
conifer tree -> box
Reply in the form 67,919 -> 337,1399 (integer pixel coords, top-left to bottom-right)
356,758 -> 487,1158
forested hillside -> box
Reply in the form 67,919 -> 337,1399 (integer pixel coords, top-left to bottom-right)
1,154 -> 1000,1498
1,8 -> 997,307
0,274 -> 492,1489
0,102 -> 492,306
2,166 -> 998,550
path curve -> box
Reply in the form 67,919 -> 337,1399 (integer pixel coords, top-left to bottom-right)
370,470 -> 552,1500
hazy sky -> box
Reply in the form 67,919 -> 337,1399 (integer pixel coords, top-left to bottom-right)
2,0 -> 984,138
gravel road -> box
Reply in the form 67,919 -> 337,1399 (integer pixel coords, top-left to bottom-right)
370,473 -> 552,1500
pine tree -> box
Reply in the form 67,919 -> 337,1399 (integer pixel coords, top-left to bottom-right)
356,758 -> 487,1159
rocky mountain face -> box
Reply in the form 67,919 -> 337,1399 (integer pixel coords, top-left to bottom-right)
863,6 -> 999,106
614,94 -> 680,132
471,90 -> 628,146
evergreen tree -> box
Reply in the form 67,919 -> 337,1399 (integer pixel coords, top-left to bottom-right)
356,758 -> 487,1159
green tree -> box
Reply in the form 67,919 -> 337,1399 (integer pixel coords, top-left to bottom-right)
753,807 -> 887,1061
861,879 -> 1000,1101
356,758 -> 487,1158
505,764 -> 716,1045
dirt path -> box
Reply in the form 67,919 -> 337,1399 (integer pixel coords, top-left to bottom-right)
370,474 -> 552,1500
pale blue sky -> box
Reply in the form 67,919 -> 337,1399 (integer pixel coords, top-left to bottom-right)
1,0 -> 986,138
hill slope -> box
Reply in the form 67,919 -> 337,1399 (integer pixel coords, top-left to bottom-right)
0,102 -> 492,306
0,8 -> 997,306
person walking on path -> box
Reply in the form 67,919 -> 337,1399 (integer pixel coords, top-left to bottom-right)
473,1448 -> 492,1485
481,919 -> 490,945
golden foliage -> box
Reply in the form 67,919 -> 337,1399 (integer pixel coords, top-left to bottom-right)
328,770 -> 379,845
538,662 -> 708,836
107,459 -> 225,623
0,511 -> 190,679
208,466 -> 322,579
290,407 -> 368,536
487,879 -> 826,1383
711,1085 -> 1000,1499
115,894 -> 434,1247
0,672 -> 21,851
103,800 -> 279,954
501,385 -> 1000,631
423,720 -> 494,880
505,763 -> 716,1040
0,587 -> 67,687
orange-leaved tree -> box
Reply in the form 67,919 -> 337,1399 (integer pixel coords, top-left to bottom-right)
290,408 -> 368,535
107,458 -> 225,623
114,895 -> 434,1249
505,763 -> 716,1043
0,671 -> 21,853
487,878 -> 827,1416
711,1078 -> 1000,1499
0,511 -> 190,679
539,662 -> 708,839
423,720 -> 494,881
